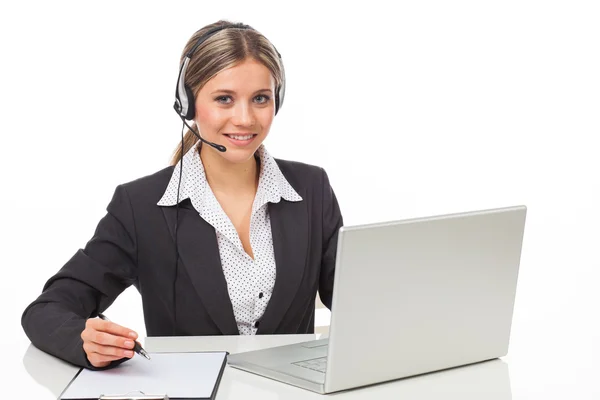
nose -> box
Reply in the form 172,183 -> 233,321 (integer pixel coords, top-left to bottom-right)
231,102 -> 256,127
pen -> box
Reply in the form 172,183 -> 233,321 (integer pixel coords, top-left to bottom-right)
97,313 -> 151,360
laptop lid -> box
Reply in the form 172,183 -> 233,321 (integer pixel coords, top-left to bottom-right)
323,206 -> 526,393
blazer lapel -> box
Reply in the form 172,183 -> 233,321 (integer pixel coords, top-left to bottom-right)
161,203 -> 239,335
259,196 -> 309,333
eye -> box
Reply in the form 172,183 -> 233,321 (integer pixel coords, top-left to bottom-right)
254,94 -> 270,104
215,95 -> 232,104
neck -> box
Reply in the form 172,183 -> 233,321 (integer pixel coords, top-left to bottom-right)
199,144 -> 259,193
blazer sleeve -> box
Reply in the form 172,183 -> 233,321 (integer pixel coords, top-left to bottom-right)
21,184 -> 138,369
318,168 -> 343,310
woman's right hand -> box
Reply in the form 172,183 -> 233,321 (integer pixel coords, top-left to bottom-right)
81,317 -> 139,368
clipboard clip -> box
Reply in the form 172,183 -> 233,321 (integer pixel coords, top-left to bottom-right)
99,391 -> 169,400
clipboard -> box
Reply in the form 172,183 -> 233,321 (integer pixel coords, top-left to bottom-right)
97,392 -> 167,399
58,351 -> 228,400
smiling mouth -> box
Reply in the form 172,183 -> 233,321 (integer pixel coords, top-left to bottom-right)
224,134 -> 257,140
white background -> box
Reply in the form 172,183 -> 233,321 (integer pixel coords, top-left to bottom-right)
1,0 -> 599,398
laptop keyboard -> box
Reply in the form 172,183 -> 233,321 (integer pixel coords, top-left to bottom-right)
293,356 -> 328,373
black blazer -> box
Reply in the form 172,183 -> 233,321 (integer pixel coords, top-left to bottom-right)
21,159 -> 343,368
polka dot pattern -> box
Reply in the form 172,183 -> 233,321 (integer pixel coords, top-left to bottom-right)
158,144 -> 302,335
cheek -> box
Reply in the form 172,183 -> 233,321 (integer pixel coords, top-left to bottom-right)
196,106 -> 221,123
196,107 -> 226,132
257,109 -> 275,128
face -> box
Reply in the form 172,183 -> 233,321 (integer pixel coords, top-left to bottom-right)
194,58 -> 276,164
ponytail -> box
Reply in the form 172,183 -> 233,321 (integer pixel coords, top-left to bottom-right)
170,126 -> 200,166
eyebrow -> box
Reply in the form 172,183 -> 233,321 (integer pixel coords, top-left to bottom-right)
211,88 -> 273,95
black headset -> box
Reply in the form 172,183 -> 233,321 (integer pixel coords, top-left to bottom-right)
170,23 -> 286,335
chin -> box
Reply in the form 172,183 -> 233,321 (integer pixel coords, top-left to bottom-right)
219,146 -> 260,164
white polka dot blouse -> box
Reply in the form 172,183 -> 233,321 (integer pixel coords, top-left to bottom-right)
157,143 -> 303,335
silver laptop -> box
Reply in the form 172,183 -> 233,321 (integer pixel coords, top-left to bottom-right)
227,205 -> 527,394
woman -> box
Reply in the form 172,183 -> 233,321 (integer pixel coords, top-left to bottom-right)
21,20 -> 343,369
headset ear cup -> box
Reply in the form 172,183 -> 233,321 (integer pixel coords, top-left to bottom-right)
275,52 -> 285,115
276,83 -> 285,115
184,84 -> 196,120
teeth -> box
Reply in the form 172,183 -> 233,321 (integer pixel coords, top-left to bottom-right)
229,134 -> 253,140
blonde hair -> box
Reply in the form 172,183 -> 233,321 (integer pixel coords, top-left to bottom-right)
169,20 -> 285,165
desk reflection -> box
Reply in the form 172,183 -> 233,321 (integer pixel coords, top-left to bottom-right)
22,343 -> 80,398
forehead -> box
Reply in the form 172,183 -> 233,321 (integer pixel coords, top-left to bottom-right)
206,58 -> 275,90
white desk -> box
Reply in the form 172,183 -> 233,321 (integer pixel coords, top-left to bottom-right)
19,333 -> 510,399
16,333 -> 600,399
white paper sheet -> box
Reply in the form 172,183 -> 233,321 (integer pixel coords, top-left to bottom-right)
60,351 -> 227,399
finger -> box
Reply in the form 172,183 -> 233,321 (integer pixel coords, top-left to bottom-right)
82,329 -> 136,350
84,342 -> 134,359
87,352 -> 125,366
89,319 -> 138,340
90,360 -> 110,368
